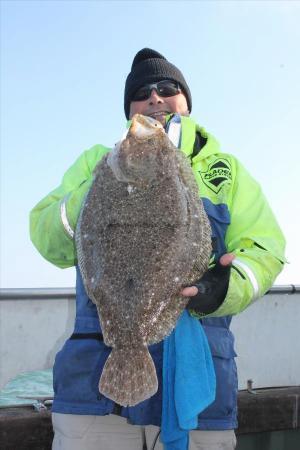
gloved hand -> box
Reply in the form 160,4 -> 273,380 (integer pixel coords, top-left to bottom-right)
182,255 -> 234,315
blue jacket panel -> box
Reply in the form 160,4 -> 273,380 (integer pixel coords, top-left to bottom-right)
52,200 -> 238,429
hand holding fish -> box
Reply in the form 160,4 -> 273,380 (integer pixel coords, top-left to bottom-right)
181,253 -> 235,315
181,253 -> 235,297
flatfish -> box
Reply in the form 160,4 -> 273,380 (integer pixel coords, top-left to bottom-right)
75,114 -> 212,406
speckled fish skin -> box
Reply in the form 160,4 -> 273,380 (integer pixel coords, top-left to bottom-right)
75,114 -> 212,407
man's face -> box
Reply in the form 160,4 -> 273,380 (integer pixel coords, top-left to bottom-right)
129,82 -> 189,125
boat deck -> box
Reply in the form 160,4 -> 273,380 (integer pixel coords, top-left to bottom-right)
1,387 -> 299,450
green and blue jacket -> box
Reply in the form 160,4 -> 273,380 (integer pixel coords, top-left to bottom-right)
30,115 -> 285,428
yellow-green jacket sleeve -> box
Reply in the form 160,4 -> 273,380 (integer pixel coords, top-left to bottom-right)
29,145 -> 110,268
208,157 -> 286,317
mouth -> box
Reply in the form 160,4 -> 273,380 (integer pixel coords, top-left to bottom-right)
148,111 -> 169,119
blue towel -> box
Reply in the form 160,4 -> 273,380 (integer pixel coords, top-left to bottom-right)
161,310 -> 216,450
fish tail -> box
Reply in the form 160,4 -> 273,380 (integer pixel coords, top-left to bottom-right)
99,346 -> 158,407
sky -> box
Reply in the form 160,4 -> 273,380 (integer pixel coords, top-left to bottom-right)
1,0 -> 299,288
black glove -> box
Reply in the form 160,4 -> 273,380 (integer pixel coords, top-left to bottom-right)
186,260 -> 231,315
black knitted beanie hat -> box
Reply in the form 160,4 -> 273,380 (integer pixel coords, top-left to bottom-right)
124,48 -> 192,119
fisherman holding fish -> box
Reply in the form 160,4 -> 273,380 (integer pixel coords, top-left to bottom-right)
30,49 -> 286,450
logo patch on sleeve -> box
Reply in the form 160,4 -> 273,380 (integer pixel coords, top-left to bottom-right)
200,159 -> 232,193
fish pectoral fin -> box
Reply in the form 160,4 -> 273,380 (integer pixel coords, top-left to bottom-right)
99,345 -> 158,407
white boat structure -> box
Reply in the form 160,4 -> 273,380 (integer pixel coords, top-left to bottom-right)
0,285 -> 299,449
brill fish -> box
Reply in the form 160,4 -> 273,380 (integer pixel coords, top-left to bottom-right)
75,114 -> 212,406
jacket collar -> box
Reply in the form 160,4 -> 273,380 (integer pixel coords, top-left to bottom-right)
165,114 -> 220,163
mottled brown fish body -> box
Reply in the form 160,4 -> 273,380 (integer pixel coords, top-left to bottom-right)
76,114 -> 212,406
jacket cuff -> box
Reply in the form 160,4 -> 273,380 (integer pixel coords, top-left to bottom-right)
203,259 -> 258,317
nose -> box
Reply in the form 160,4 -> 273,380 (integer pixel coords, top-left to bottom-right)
148,88 -> 163,105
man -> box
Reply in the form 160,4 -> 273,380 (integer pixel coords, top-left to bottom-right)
30,48 -> 286,450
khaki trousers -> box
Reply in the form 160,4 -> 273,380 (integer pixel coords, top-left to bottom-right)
52,413 -> 237,450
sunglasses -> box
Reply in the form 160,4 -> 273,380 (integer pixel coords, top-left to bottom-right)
132,80 -> 181,102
